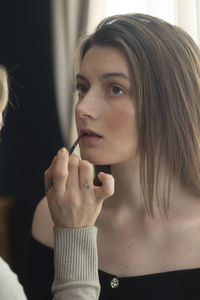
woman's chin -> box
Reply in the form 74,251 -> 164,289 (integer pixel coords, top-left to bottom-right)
80,153 -> 110,165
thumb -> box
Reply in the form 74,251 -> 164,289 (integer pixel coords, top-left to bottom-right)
94,172 -> 114,202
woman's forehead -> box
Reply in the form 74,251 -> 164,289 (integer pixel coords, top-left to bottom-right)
80,46 -> 131,77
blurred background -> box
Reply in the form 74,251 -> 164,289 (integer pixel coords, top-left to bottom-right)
0,0 -> 199,299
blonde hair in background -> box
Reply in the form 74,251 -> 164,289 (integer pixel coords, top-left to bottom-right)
0,66 -> 8,112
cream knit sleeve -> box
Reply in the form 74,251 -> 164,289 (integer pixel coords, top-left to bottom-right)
0,257 -> 27,299
52,226 -> 100,300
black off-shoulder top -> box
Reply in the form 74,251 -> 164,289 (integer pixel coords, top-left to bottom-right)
98,268 -> 200,299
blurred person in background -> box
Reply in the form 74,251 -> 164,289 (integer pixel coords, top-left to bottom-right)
0,66 -> 27,299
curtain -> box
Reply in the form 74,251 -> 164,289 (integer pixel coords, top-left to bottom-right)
103,0 -> 200,45
51,0 -> 105,147
176,0 -> 200,45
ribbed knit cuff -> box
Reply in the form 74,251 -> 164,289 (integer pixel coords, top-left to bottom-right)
53,226 -> 98,281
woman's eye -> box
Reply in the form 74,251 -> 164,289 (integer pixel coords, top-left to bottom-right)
76,84 -> 88,95
110,85 -> 124,96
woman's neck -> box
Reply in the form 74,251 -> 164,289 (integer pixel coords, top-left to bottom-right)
103,159 -> 200,222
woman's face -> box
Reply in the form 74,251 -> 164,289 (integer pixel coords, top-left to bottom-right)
75,46 -> 138,165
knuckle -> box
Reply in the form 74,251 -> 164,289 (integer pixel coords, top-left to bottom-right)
53,167 -> 68,180
106,174 -> 114,184
104,175 -> 114,195
69,155 -> 80,167
44,169 -> 48,177
71,154 -> 80,160
108,186 -> 114,196
79,160 -> 93,172
44,169 -> 52,182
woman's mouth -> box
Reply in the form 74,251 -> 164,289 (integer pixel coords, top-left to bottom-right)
80,129 -> 103,143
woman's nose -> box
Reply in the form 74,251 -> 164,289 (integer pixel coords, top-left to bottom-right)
75,91 -> 99,120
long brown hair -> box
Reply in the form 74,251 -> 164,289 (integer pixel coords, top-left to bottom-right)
76,13 -> 200,216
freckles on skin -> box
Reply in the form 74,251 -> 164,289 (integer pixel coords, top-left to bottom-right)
78,95 -> 138,166
107,105 -> 138,158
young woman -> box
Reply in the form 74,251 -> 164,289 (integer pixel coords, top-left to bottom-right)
32,13 -> 200,299
0,66 -> 28,299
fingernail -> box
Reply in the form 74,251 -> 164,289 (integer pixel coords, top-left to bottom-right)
59,147 -> 66,154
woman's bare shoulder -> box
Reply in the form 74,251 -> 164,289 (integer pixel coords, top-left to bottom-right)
31,196 -> 54,248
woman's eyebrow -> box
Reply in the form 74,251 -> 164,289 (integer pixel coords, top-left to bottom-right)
76,72 -> 129,81
100,72 -> 130,80
76,74 -> 90,85
76,74 -> 87,81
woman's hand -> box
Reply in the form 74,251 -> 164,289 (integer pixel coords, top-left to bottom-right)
44,148 -> 114,228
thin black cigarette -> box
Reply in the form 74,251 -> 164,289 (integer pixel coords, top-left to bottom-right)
45,135 -> 82,193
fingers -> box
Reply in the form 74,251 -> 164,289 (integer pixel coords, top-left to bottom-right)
44,155 -> 57,190
94,172 -> 114,201
44,149 -> 115,228
45,149 -> 83,197
79,160 -> 94,195
66,155 -> 81,199
46,148 -> 69,196
44,151 -> 114,205
53,148 -> 70,195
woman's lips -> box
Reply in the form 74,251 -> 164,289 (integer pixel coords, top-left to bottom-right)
80,129 -> 103,143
